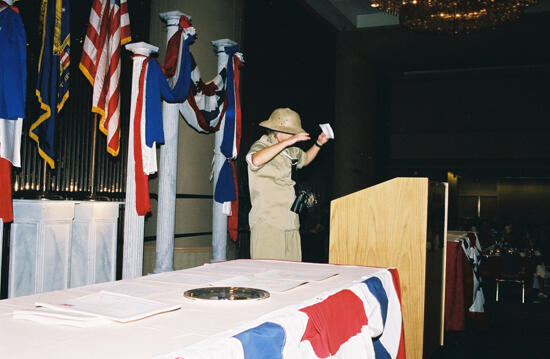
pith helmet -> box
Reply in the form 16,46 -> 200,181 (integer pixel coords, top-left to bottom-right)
259,108 -> 305,134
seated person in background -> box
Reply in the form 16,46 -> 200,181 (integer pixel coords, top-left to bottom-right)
477,219 -> 493,248
246,108 -> 329,261
502,223 -> 521,248
533,254 -> 548,302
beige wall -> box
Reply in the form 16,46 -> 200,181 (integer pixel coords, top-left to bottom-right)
145,0 -> 244,245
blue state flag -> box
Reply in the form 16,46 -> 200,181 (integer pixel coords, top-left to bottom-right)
30,0 -> 70,169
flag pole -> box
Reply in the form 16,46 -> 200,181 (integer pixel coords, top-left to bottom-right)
39,160 -> 47,198
39,159 -> 63,199
88,114 -> 98,200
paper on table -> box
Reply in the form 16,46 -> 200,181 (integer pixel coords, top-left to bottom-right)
142,270 -> 234,285
13,307 -> 111,327
254,269 -> 338,282
185,264 -> 261,276
34,291 -> 181,323
319,123 -> 334,139
86,281 -> 177,297
208,275 -> 249,287
209,276 -> 307,293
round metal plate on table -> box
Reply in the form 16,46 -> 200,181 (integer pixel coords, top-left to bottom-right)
184,287 -> 270,301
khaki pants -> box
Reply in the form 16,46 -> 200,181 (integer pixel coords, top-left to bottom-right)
250,221 -> 302,261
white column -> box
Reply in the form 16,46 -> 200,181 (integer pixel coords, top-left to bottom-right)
153,11 -> 186,274
71,201 -> 122,287
212,133 -> 227,262
122,42 -> 159,279
8,200 -> 75,297
210,39 -> 237,262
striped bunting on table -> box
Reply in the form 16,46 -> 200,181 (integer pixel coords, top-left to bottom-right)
158,268 -> 406,359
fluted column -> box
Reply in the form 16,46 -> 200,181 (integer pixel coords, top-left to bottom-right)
122,42 -> 159,279
153,11 -> 188,274
210,39 -> 237,262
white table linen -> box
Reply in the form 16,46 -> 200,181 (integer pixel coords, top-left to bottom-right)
0,259 -> 404,359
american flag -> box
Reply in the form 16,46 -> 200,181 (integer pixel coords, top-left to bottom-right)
79,0 -> 131,156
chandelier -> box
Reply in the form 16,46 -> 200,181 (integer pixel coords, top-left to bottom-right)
370,0 -> 539,34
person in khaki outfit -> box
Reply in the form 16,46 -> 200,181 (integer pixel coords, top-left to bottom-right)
246,108 -> 329,260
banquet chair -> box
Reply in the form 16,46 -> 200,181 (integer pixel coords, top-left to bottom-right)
495,255 -> 529,303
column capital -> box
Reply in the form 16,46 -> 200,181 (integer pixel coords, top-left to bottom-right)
160,11 -> 190,26
125,42 -> 158,57
211,39 -> 238,51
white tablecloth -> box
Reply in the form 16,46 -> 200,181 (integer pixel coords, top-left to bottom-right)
0,260 -> 405,359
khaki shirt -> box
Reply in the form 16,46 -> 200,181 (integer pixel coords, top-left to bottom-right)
246,134 -> 307,230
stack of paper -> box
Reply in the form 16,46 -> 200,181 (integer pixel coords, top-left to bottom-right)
13,291 -> 181,327
255,269 -> 338,282
13,307 -> 111,327
206,268 -> 339,293
168,262 -> 341,293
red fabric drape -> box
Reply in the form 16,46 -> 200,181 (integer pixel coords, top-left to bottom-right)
0,158 -> 13,222
133,57 -> 151,215
227,56 -> 243,242
228,160 -> 239,242
388,268 -> 406,359
299,289 -> 368,358
162,15 -> 191,78
445,241 -> 481,331
445,241 -> 469,331
162,31 -> 181,78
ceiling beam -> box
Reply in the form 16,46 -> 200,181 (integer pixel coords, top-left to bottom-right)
301,0 -> 356,31
305,0 -> 550,32
356,12 -> 398,28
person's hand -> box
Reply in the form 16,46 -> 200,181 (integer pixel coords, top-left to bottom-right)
285,132 -> 310,146
316,132 -> 329,146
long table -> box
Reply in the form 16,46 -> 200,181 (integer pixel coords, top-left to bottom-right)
0,260 -> 404,359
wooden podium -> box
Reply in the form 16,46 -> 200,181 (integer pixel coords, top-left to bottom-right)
329,178 -> 448,359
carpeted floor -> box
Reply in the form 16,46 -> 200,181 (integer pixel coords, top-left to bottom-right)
430,283 -> 550,359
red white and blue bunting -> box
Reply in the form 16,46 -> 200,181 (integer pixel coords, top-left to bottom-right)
129,15 -> 243,240
155,268 -> 406,359
166,15 -> 243,241
130,35 -> 191,215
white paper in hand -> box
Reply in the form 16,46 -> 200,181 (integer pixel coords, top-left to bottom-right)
319,123 -> 334,139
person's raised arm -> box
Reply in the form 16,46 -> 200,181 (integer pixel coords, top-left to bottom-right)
304,132 -> 329,166
251,132 -> 311,167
